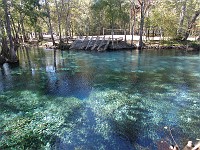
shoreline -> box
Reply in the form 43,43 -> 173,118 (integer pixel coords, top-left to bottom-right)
142,45 -> 200,51
21,34 -> 200,51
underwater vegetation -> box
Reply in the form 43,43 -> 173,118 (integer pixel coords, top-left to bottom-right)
0,89 -> 151,149
87,90 -> 149,142
0,90 -> 82,149
0,88 -> 200,149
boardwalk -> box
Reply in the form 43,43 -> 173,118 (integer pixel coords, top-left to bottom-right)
69,36 -> 135,51
42,34 -> 197,42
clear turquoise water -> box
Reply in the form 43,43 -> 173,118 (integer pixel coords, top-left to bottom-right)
0,47 -> 200,149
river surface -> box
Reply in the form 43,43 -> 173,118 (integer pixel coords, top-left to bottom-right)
0,47 -> 200,149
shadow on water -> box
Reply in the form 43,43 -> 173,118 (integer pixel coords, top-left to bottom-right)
52,104 -> 135,150
45,49 -> 93,99
45,72 -> 93,99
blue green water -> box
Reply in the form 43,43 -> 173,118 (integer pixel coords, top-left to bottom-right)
0,47 -> 200,149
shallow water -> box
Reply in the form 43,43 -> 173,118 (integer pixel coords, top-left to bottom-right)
0,47 -> 200,149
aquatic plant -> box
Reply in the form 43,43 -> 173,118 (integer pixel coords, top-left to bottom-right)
0,90 -> 82,149
1,87 -> 200,149
178,96 -> 200,138
87,90 -> 150,144
87,87 -> 200,148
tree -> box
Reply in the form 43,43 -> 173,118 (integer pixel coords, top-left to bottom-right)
2,0 -> 18,63
91,0 -> 130,46
55,0 -> 62,43
44,0 -> 56,46
0,19 -> 9,63
138,0 -> 152,49
182,8 -> 200,41
138,0 -> 145,49
129,0 -> 138,46
147,0 -> 178,39
177,0 -> 187,38
12,0 -> 42,41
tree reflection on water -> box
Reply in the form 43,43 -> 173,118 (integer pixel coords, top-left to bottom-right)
0,48 -> 200,149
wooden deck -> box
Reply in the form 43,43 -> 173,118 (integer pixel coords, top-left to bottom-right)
69,36 -> 136,51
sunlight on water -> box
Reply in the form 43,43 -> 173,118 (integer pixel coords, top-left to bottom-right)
0,48 -> 200,149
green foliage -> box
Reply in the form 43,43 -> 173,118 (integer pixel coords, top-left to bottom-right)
147,0 -> 200,39
146,1 -> 178,38
90,0 -> 130,33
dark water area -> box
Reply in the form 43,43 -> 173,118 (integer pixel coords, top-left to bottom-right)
0,47 -> 200,149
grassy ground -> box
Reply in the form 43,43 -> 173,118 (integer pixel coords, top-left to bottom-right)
141,39 -> 200,50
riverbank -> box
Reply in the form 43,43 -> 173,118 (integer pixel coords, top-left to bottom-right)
141,40 -> 200,51
12,34 -> 200,52
55,39 -> 200,51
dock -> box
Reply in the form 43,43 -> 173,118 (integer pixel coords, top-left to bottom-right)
69,36 -> 136,51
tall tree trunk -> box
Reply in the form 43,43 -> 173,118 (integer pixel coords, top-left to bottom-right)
111,16 -> 114,47
138,0 -> 145,49
55,0 -> 62,43
11,17 -> 19,40
10,17 -> 16,39
0,20 -> 9,59
20,13 -> 27,42
2,0 -> 18,62
182,9 -> 200,41
34,27 -> 38,39
108,4 -> 114,47
10,17 -> 19,51
45,0 -> 56,46
62,0 -> 71,39
177,0 -> 187,38
17,20 -> 22,42
39,30 -> 43,41
130,1 -> 136,46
